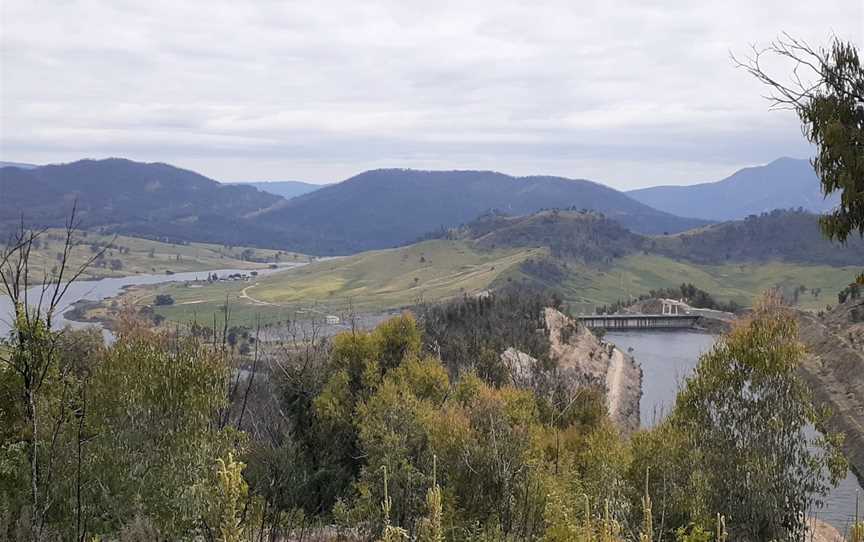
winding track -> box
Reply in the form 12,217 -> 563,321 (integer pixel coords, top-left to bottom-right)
239,282 -> 278,306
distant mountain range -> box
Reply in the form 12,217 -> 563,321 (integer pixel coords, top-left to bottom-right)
0,156 -> 847,256
253,169 -> 709,254
227,180 -> 324,200
0,158 -> 283,245
627,157 -> 838,220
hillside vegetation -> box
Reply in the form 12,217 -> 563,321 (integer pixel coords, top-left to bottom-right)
0,159 -> 283,246
1,287 -> 848,541
246,168 -> 709,253
652,209 -> 864,266
0,160 -> 709,256
118,240 -> 543,325
438,209 -> 863,311
0,229 -> 304,282
102,209 -> 864,325
554,254 -> 856,312
457,208 -> 863,267
455,210 -> 643,263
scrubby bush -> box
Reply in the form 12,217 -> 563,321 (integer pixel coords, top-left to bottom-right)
153,293 -> 175,306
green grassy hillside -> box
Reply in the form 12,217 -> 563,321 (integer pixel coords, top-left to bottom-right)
6,229 -> 307,281
252,240 -> 542,310
555,254 -> 856,312
109,243 -> 856,328
82,209 -> 863,326
117,240 -> 543,326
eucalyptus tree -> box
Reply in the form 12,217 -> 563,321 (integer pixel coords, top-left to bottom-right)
736,36 -> 864,247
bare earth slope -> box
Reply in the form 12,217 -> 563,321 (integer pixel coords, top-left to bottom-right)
544,308 -> 642,433
796,299 -> 864,483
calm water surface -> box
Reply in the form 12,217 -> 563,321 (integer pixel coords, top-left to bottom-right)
607,330 -> 863,532
0,265 -> 303,337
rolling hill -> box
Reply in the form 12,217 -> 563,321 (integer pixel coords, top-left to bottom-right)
448,210 -> 644,264
7,229 -> 303,281
627,157 -> 839,220
253,169 -> 710,254
447,208 -> 864,267
0,158 -> 284,245
115,240 -> 545,324
118,208 -> 864,324
493,209 -> 863,310
651,209 -> 864,266
1,159 -> 710,255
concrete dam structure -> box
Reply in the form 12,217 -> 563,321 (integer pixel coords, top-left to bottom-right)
578,300 -> 706,330
577,313 -> 700,330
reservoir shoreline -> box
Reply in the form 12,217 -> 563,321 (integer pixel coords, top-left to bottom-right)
606,329 -> 864,532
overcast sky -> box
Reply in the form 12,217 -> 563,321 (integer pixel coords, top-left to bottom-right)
1,1 -> 861,189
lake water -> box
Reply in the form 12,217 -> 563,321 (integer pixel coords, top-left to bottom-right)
0,265 -> 303,337
607,330 -> 863,532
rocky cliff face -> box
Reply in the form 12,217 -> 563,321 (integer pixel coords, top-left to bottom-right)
544,308 -> 642,434
796,298 -> 864,483
499,307 -> 642,434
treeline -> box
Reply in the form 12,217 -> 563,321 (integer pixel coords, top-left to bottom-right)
0,224 -> 855,542
428,208 -> 864,271
450,210 -> 644,265
419,289 -> 557,382
1,287 -> 853,540
653,209 -> 864,266
596,283 -> 741,315
649,283 -> 742,312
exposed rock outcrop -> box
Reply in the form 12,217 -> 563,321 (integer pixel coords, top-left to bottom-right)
796,299 -> 864,484
500,308 -> 642,433
544,308 -> 642,434
807,517 -> 847,542
500,347 -> 542,390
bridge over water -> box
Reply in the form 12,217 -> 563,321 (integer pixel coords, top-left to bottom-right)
576,313 -> 700,330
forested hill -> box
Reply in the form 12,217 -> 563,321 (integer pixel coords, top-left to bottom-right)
0,158 -> 283,244
627,157 -> 839,220
0,160 -> 707,254
450,210 -> 645,264
653,209 -> 864,266
253,168 -> 709,254
448,209 -> 864,267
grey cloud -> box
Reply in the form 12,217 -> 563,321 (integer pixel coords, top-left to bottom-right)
0,0 -> 860,187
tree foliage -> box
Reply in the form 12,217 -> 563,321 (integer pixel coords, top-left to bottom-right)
737,35 -> 864,242
642,297 -> 846,540
0,224 -> 850,541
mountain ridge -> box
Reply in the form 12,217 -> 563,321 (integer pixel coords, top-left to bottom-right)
627,157 -> 839,220
4,157 -> 843,258
452,208 -> 864,267
254,168 -> 710,254
0,158 -> 283,245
